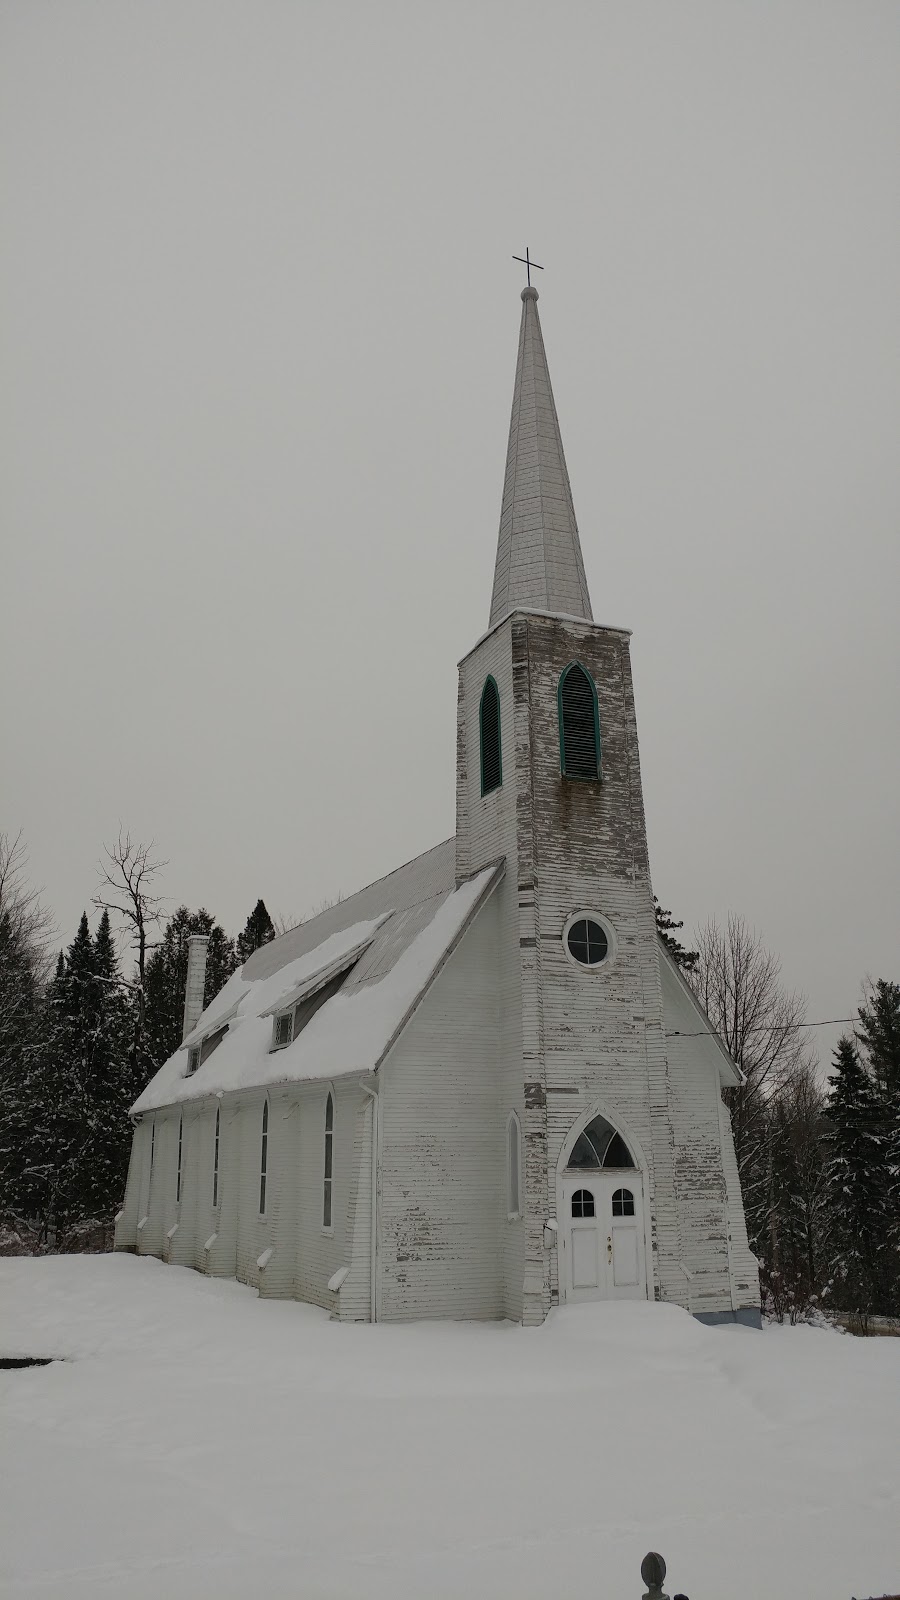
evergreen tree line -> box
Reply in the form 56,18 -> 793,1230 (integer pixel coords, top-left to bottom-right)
657,902 -> 900,1325
755,982 -> 900,1325
0,831 -> 275,1252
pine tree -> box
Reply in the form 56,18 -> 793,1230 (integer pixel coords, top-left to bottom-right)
855,980 -> 900,1312
236,899 -> 276,965
857,980 -> 900,1100
144,907 -> 236,1071
824,1035 -> 892,1320
83,909 -> 136,1226
1,910 -> 138,1246
654,898 -> 699,972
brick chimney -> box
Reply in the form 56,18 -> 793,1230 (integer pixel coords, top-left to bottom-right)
182,934 -> 210,1041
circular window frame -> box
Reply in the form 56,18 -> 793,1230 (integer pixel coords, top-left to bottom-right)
562,910 -> 617,973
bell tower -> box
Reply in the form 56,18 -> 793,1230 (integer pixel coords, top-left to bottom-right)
456,286 -> 681,1325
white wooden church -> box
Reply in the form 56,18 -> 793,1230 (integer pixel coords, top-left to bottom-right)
116,285 -> 761,1328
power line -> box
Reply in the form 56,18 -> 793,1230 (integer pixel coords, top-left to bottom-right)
666,1016 -> 857,1039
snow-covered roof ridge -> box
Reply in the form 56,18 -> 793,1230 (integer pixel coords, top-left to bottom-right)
131,845 -> 503,1115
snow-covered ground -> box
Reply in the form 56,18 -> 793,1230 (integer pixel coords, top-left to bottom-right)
1,1257 -> 898,1599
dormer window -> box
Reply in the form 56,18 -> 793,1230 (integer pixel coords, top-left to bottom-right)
272,1012 -> 293,1050
187,1023 -> 228,1076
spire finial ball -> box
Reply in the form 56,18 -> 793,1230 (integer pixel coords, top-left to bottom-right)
521,286 -> 539,302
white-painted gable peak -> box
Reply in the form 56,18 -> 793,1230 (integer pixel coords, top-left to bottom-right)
489,287 -> 593,629
130,848 -> 504,1114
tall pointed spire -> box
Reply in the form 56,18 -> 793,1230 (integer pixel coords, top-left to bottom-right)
489,287 -> 593,628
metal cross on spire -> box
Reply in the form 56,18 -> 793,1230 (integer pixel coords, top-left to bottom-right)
512,247 -> 544,288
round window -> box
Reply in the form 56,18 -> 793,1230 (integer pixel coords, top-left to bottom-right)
566,916 -> 609,967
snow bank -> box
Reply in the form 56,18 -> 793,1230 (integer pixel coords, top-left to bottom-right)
2,1255 -> 898,1600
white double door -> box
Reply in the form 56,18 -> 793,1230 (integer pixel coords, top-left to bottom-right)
560,1172 -> 646,1303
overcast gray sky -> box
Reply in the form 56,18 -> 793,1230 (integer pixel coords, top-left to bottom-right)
2,1 -> 898,1064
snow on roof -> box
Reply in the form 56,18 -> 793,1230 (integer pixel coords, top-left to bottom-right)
131,844 -> 502,1115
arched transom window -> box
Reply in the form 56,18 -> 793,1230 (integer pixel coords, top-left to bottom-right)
480,677 -> 502,795
558,662 -> 601,780
567,1114 -> 636,1171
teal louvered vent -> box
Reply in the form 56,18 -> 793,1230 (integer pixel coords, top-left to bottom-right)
558,662 -> 601,780
480,676 -> 502,795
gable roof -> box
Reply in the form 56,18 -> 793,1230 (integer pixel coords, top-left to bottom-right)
657,937 -> 744,1088
132,841 -> 504,1115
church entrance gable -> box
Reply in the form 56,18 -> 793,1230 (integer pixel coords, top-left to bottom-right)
556,1110 -> 650,1305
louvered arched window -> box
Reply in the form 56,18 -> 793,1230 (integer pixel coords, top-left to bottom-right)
480,676 -> 502,795
558,662 -> 601,780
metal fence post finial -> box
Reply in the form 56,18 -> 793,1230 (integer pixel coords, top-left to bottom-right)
641,1551 -> 668,1600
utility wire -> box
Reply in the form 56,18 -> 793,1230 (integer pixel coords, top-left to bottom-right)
666,1016 -> 857,1038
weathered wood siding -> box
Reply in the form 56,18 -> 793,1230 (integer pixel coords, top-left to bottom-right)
114,1120 -> 144,1252
660,958 -> 760,1316
456,619 -> 526,1319
455,609 -> 758,1323
378,889 -> 505,1320
114,1077 -> 371,1317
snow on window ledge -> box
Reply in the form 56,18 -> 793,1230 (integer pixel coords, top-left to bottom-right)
204,1233 -> 217,1253
257,1247 -> 274,1272
328,1266 -> 349,1294
166,1224 -> 178,1241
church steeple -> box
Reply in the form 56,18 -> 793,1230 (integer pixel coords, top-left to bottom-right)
489,287 -> 593,629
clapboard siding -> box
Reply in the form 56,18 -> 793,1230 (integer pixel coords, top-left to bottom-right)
453,609 -> 759,1323
379,890 -> 505,1320
456,619 -> 527,1320
115,1077 -> 370,1315
659,939 -> 760,1312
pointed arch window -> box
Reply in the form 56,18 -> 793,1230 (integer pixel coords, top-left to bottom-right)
213,1107 -> 220,1209
558,662 -> 601,780
506,1110 -> 521,1218
259,1100 -> 269,1216
480,676 -> 502,795
176,1115 -> 183,1203
323,1092 -> 334,1230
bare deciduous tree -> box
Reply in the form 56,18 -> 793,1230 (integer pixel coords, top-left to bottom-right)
0,832 -> 55,1084
0,830 -> 55,972
93,831 -> 166,1067
688,915 -> 810,1167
